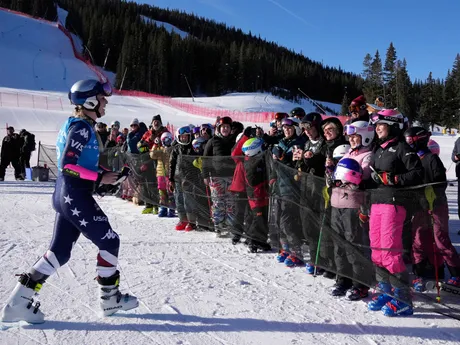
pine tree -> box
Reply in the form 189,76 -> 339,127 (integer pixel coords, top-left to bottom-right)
394,59 -> 413,120
443,55 -> 460,129
383,42 -> 397,107
419,72 -> 443,126
363,50 -> 383,102
341,89 -> 349,115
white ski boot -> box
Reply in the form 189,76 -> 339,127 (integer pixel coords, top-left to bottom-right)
97,271 -> 138,316
1,274 -> 45,324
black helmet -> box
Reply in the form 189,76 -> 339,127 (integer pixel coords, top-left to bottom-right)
300,112 -> 323,130
290,107 -> 306,118
404,126 -> 430,150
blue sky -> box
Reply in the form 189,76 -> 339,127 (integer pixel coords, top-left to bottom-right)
139,0 -> 460,81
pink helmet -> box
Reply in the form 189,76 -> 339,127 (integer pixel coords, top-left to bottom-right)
427,139 -> 440,155
370,109 -> 404,130
333,158 -> 363,186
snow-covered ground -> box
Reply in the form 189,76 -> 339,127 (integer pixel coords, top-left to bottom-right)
0,167 -> 460,345
1,7 -> 460,345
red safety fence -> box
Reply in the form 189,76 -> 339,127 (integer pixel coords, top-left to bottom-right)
0,91 -> 65,110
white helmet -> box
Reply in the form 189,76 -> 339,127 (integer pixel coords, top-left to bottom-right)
160,132 -> 173,147
370,109 -> 404,130
332,144 -> 351,160
343,121 -> 375,147
242,138 -> 264,157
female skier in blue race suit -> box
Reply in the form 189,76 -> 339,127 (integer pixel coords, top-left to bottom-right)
1,80 -> 138,324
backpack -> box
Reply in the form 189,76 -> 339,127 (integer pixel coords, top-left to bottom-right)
27,133 -> 36,151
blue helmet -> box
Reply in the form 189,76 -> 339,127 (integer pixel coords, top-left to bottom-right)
333,158 -> 363,185
68,79 -> 112,117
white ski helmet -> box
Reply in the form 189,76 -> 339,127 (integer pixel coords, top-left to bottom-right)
332,144 -> 351,160
175,126 -> 191,145
69,79 -> 112,117
343,121 -> 375,147
160,132 -> 173,147
370,109 -> 404,130
242,137 -> 264,157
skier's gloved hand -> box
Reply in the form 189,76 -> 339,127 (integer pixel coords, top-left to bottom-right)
358,211 -> 369,224
371,171 -> 383,185
381,172 -> 397,185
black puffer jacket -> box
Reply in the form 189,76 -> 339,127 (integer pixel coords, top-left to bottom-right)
370,138 -> 423,205
297,137 -> 327,177
169,142 -> 195,182
419,149 -> 447,207
202,134 -> 236,177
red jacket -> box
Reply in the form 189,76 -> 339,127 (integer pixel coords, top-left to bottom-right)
140,127 -> 169,149
228,135 -> 249,193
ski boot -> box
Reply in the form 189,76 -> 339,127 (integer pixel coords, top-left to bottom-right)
142,206 -> 153,214
1,273 -> 45,324
152,206 -> 159,215
175,221 -> 188,231
443,276 -> 460,294
185,223 -> 196,232
347,286 -> 369,301
381,288 -> 413,317
231,234 -> 241,245
276,250 -> 289,263
322,270 -> 336,279
331,279 -> 352,297
368,282 -> 392,311
284,255 -> 304,268
305,263 -> 324,275
167,209 -> 176,218
249,240 -> 271,253
158,207 -> 168,218
97,271 -> 138,316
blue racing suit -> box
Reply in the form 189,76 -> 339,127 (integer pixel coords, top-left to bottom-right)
32,117 -> 120,278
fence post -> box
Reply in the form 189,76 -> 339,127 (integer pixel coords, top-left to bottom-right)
37,141 -> 41,166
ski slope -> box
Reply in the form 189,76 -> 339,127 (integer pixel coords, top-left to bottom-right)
1,7 -> 460,345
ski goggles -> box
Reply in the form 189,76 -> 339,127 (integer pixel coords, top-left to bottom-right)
370,113 -> 403,125
405,134 -> 429,145
98,81 -> 113,96
281,118 -> 297,127
177,126 -> 191,135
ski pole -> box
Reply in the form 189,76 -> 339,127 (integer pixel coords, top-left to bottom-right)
424,185 -> 441,303
314,186 -> 330,277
